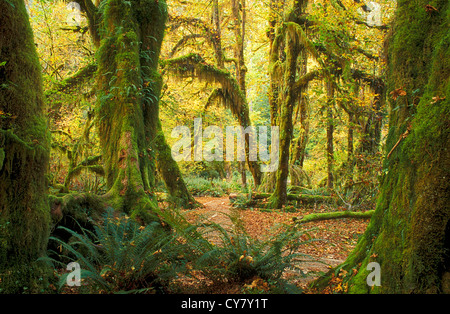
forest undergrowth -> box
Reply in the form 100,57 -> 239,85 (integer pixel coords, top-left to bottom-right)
46,190 -> 370,295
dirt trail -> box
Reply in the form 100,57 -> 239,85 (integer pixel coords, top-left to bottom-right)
186,196 -> 349,288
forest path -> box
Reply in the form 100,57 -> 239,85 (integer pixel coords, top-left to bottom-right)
184,196 -> 357,289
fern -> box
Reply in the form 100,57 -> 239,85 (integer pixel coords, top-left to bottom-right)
190,212 -> 319,292
44,203 -> 320,293
44,208 -> 182,293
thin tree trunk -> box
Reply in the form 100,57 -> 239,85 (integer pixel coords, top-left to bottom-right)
326,80 -> 334,189
268,0 -> 285,126
346,111 -> 354,184
211,0 -> 224,69
290,50 -> 309,175
231,0 -> 261,187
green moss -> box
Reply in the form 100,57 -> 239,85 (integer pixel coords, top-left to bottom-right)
313,0 -> 450,293
0,147 -> 4,169
94,0 -> 169,222
0,0 -> 51,293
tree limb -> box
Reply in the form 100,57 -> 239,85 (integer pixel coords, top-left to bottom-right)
45,63 -> 97,96
69,0 -> 101,46
161,53 -> 250,126
169,34 -> 206,58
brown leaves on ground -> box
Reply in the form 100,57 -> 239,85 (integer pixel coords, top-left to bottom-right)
183,196 -> 370,292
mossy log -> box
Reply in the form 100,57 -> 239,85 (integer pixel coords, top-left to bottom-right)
253,193 -> 334,205
293,210 -> 374,224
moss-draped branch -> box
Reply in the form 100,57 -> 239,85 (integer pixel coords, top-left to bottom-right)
162,53 -> 251,127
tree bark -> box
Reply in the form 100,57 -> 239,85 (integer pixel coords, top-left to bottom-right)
95,0 -> 168,221
0,0 -> 51,292
230,0 -> 261,187
269,31 -> 299,208
268,1 -> 309,208
326,80 -> 334,189
313,0 -> 450,293
211,0 -> 225,68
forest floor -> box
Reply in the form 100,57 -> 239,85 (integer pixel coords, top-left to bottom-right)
178,196 -> 370,293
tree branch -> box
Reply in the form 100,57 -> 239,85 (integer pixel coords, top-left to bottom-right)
169,34 -> 206,58
161,53 -> 250,126
69,0 -> 101,46
45,63 -> 97,96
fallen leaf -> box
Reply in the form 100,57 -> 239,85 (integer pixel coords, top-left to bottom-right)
425,4 -> 438,14
432,95 -> 446,103
390,87 -> 407,100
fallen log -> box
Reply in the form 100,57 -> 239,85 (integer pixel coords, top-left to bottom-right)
252,193 -> 334,204
293,210 -> 374,224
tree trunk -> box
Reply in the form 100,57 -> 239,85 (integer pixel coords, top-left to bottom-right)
0,0 -> 51,292
153,118 -> 200,209
77,0 -> 195,210
346,111 -> 355,184
313,0 -> 450,293
269,31 -> 299,208
267,0 -> 285,126
268,1 -> 308,208
326,81 -> 334,189
290,51 -> 309,183
211,0 -> 224,69
95,0 -> 168,221
231,0 -> 261,187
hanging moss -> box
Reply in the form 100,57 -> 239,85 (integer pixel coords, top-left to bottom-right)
162,53 -> 262,186
162,54 -> 250,126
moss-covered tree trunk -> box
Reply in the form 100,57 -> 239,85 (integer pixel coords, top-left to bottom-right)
152,111 -> 199,209
269,29 -> 299,209
326,80 -> 334,189
0,0 -> 51,292
268,1 -> 307,208
230,0 -> 262,187
314,0 -> 450,293
267,0 -> 284,127
71,0 -> 195,210
290,55 -> 309,174
96,0 -> 169,221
